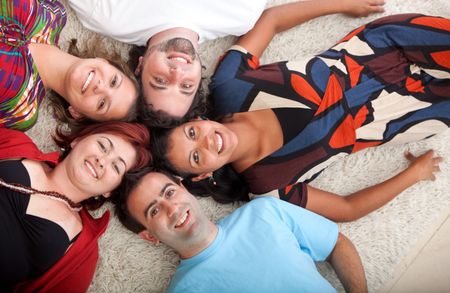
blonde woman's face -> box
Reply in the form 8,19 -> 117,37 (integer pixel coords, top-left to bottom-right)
65,58 -> 138,121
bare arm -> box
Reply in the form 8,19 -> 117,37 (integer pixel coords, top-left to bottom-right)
237,0 -> 385,57
306,150 -> 443,222
328,233 -> 368,293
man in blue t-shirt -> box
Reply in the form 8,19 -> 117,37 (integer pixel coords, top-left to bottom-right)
113,171 -> 367,293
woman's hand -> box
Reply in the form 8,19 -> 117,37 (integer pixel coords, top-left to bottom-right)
341,0 -> 385,17
405,150 -> 443,181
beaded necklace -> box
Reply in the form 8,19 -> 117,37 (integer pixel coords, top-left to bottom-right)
0,178 -> 82,212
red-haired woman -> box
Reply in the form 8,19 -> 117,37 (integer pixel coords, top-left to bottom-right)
0,122 -> 151,292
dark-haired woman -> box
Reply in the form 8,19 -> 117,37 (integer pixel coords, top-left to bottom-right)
151,13 -> 449,222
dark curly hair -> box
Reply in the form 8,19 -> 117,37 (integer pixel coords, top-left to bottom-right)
150,127 -> 249,204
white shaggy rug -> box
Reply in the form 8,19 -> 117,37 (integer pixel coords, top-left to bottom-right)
26,0 -> 450,292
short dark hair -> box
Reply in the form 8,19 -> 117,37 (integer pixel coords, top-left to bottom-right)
112,168 -> 182,234
137,80 -> 208,128
129,44 -> 209,128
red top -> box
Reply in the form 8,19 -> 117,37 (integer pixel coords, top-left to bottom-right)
0,128 -> 110,293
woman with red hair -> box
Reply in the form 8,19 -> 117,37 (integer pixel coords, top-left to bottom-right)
0,121 -> 151,292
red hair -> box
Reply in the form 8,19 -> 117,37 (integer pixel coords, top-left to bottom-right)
54,121 -> 151,171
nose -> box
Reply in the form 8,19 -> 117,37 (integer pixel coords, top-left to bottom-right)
162,200 -> 177,217
168,63 -> 184,80
95,156 -> 106,169
93,78 -> 106,93
201,133 -> 214,151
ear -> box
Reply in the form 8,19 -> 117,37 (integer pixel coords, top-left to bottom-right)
68,106 -> 85,120
103,191 -> 111,198
190,172 -> 213,182
135,56 -> 144,76
138,230 -> 160,244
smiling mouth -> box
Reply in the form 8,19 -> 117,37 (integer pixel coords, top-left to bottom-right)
81,71 -> 94,93
215,133 -> 223,154
175,210 -> 190,228
169,56 -> 188,64
85,160 -> 98,179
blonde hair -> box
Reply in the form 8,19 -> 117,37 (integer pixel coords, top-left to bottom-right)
47,38 -> 140,133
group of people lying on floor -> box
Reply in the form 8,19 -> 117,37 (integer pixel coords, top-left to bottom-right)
1,0 -> 449,291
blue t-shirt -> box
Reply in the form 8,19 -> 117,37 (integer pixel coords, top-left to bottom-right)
166,197 -> 338,293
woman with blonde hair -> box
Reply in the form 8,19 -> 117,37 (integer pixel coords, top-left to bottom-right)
0,0 -> 139,131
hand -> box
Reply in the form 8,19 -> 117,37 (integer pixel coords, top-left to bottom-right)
405,150 -> 443,181
341,0 -> 385,17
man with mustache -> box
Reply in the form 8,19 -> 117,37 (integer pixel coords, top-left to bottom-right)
69,0 -> 384,126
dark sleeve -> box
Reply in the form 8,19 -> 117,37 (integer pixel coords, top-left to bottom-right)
209,46 -> 260,115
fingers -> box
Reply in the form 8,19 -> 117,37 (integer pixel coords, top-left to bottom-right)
404,150 -> 416,161
434,156 -> 444,164
369,0 -> 385,13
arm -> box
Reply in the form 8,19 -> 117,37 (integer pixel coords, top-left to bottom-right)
306,150 -> 443,222
328,233 -> 367,293
237,0 -> 385,57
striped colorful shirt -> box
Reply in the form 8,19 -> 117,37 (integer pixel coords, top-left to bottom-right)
0,0 -> 66,130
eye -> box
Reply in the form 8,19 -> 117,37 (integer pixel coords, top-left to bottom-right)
192,151 -> 199,164
188,127 -> 196,139
155,77 -> 167,84
110,75 -> 118,87
112,162 -> 121,174
165,188 -> 175,198
98,98 -> 106,110
181,83 -> 193,89
98,141 -> 107,153
150,207 -> 159,217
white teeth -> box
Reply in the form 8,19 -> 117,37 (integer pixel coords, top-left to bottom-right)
169,56 -> 188,64
176,212 -> 188,227
82,71 -> 94,93
85,160 -> 98,179
216,133 -> 223,153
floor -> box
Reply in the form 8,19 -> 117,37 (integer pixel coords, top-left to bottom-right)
386,214 -> 450,292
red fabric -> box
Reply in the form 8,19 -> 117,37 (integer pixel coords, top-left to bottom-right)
0,128 -> 110,293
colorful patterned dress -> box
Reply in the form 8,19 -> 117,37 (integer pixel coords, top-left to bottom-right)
210,14 -> 450,206
0,0 -> 66,131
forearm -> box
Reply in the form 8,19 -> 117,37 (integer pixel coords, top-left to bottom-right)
328,233 -> 367,293
345,166 -> 420,220
266,0 -> 351,34
237,0 -> 350,57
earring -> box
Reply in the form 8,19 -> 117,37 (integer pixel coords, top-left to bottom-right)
208,175 -> 217,186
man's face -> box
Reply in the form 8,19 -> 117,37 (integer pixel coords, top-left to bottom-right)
127,172 -> 209,251
139,38 -> 202,118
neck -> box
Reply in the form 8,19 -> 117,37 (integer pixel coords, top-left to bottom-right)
147,27 -> 199,50
225,110 -> 284,172
28,43 -> 78,102
224,113 -> 262,163
46,162 -> 91,205
178,222 -> 218,259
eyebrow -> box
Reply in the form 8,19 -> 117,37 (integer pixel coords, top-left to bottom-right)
143,182 -> 174,218
184,128 -> 195,168
102,136 -> 127,170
